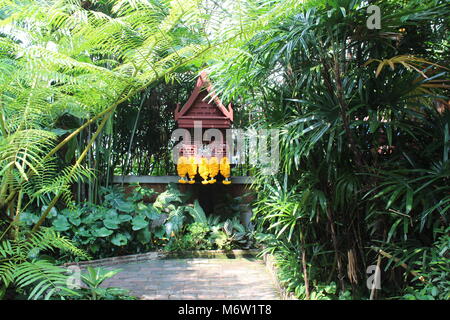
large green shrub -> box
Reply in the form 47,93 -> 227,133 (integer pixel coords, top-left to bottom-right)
20,184 -> 183,259
20,184 -> 256,259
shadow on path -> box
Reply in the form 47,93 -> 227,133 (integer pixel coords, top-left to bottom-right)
99,257 -> 280,300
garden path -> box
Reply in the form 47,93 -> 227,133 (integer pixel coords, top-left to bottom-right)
86,254 -> 281,300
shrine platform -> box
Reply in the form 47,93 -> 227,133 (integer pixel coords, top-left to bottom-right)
113,175 -> 254,184
113,176 -> 255,212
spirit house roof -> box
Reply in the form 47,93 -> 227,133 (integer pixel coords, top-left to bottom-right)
174,71 -> 233,128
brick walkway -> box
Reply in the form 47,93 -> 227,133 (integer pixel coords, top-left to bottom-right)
98,257 -> 280,300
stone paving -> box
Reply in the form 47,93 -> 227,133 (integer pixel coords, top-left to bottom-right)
99,257 -> 280,300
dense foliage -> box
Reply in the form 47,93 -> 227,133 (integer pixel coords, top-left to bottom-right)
0,227 -> 89,299
0,0 -> 448,300
21,183 -> 256,260
208,0 -> 450,299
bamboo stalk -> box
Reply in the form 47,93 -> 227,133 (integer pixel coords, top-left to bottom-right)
301,247 -> 310,299
123,90 -> 148,185
88,123 -> 92,203
105,129 -> 113,188
372,247 -> 426,282
77,129 -> 83,203
327,207 -> 346,292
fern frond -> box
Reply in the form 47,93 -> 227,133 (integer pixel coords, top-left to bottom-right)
0,227 -> 89,299
21,228 -> 90,260
0,260 -> 15,287
14,260 -> 75,300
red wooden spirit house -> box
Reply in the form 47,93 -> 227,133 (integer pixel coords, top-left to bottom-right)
174,72 -> 233,185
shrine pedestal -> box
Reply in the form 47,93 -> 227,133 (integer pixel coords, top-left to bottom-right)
113,175 -> 255,215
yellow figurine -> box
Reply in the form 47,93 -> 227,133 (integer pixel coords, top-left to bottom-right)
198,157 -> 210,184
177,156 -> 188,184
187,156 -> 197,184
208,157 -> 219,184
219,156 -> 231,185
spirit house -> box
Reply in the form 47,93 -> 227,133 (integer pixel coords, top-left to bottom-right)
174,72 -> 233,185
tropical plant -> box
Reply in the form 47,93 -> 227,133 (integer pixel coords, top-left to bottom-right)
1,0 -> 448,301
71,266 -> 135,300
209,216 -> 254,250
165,222 -> 212,251
0,0 -> 277,236
18,186 -> 158,259
0,227 -> 89,300
19,184 -> 197,259
397,227 -> 450,300
207,0 -> 449,299
186,199 -> 208,225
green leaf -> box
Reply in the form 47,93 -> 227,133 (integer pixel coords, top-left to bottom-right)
187,200 -> 207,224
143,206 -> 161,220
387,219 -> 402,243
111,234 -> 128,246
115,200 -> 134,213
431,287 -> 438,297
90,244 -> 100,253
67,211 -> 81,226
132,215 -> 149,231
104,219 -> 120,230
153,226 -> 165,239
369,121 -> 380,133
52,216 -> 71,232
19,211 -> 40,226
406,187 -> 413,214
136,228 -> 151,244
118,214 -> 133,222
136,202 -> 148,213
92,227 -> 113,237
106,209 -> 119,218
166,213 -> 184,234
